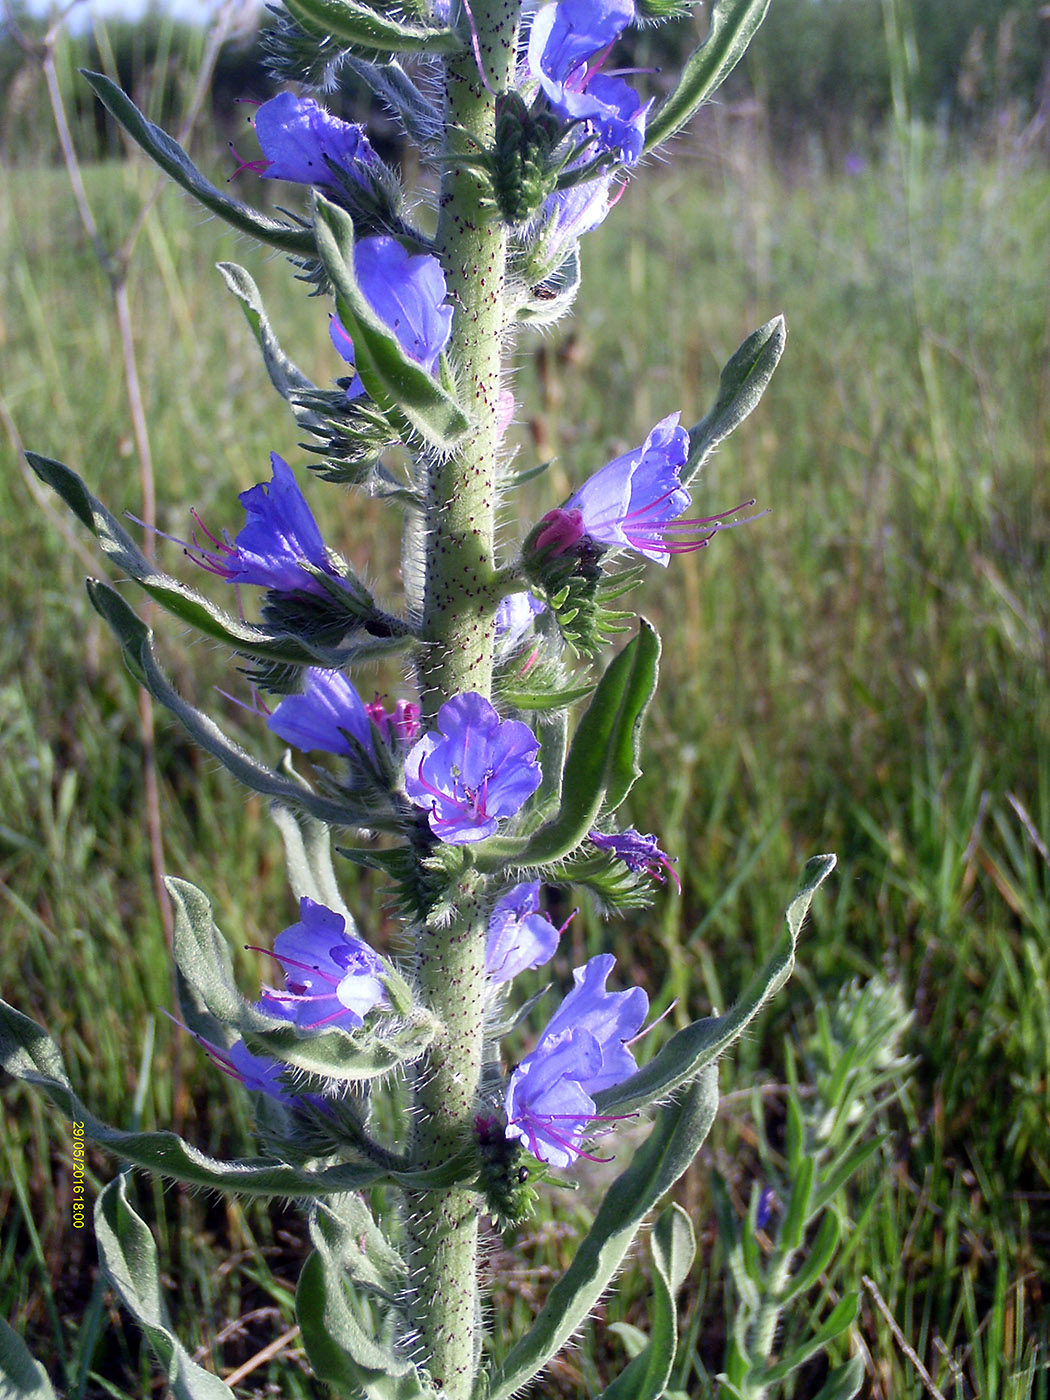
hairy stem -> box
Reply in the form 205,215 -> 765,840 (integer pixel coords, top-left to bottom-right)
405,1 -> 519,1393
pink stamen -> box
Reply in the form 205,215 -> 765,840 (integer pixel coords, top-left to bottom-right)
246,945 -> 341,987
229,141 -> 270,181
519,648 -> 541,679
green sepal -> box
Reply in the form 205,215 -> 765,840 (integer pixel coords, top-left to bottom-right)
644,0 -> 772,153
216,261 -> 315,402
95,1176 -> 237,1399
80,72 -> 315,256
473,621 -> 660,871
168,878 -> 432,1084
760,1295 -> 860,1384
0,996 -> 462,1195
0,1320 -> 57,1400
85,578 -> 390,828
313,197 -> 470,451
285,0 -> 460,56
480,1066 -> 718,1400
683,316 -> 787,489
595,855 -> 836,1116
596,1204 -> 696,1400
297,1204 -> 435,1400
28,452 -> 398,668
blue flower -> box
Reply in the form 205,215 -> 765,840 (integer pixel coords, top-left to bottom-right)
267,668 -> 375,758
188,453 -> 345,595
589,827 -> 680,889
527,0 -> 651,167
255,897 -> 388,1031
504,954 -> 648,1166
330,236 -> 454,396
181,1029 -> 291,1103
535,172 -> 619,263
495,591 -> 546,656
405,692 -> 542,844
232,92 -> 377,189
486,881 -> 565,984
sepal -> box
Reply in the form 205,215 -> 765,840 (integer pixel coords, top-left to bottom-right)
683,315 -> 786,489
644,0 -> 773,153
514,246 -> 582,326
94,1176 -> 237,1399
81,72 -> 315,256
314,197 -> 471,452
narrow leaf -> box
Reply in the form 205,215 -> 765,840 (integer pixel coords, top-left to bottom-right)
778,1154 -> 815,1254
812,1354 -> 866,1400
270,799 -> 357,926
217,262 -> 315,400
761,1294 -> 860,1383
595,854 -> 836,1116
779,1209 -> 841,1305
313,197 -> 470,451
95,1177 -> 237,1399
0,1320 -> 57,1400
285,0 -> 461,54
683,316 -> 787,489
644,0 -> 772,153
81,72 -> 315,255
482,1067 -> 718,1400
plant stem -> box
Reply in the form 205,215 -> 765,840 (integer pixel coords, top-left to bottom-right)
405,3 -> 519,1392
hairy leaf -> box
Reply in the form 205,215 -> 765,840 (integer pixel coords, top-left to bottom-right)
0,1321 -> 57,1400
285,0 -> 461,55
217,262 -> 315,401
683,316 -> 786,489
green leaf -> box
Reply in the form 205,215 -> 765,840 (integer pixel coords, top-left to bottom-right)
0,1320 -> 57,1399
812,1354 -> 866,1400
168,878 -> 434,1083
760,1294 -> 860,1383
0,998 -> 444,1195
81,72 -> 315,256
94,1176 -> 237,1399
778,1209 -> 841,1305
595,855 -> 836,1116
596,1205 -> 696,1400
644,0 -> 772,153
285,0 -> 461,55
777,1155 -> 815,1254
270,798 -> 358,927
216,262 -> 315,401
683,316 -> 786,489
481,1067 -> 718,1400
28,452 -> 394,669
476,621 -> 660,871
313,197 -> 470,451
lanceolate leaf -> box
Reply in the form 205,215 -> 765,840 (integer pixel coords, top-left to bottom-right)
217,262 -> 316,401
270,799 -> 358,926
481,1067 -> 718,1400
95,1177 -> 237,1400
683,316 -> 787,489
644,0 -> 772,153
285,0 -> 461,56
0,998 -> 458,1194
313,197 -> 470,451
595,855 -> 836,1116
28,452 -> 400,668
0,1321 -> 57,1400
81,72 -> 316,256
597,1205 -> 696,1400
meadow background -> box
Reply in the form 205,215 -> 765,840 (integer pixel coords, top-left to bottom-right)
1,0 -> 1049,1394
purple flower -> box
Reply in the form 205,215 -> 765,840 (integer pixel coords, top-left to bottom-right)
365,695 -> 421,745
495,591 -> 546,655
486,881 -> 566,984
267,668 -> 374,757
255,897 -> 388,1031
183,1029 -> 291,1102
536,172 -> 619,263
188,453 -> 345,595
330,236 -> 454,395
404,692 -> 542,844
589,827 -> 680,890
231,92 -> 377,190
527,0 -> 651,167
505,953 -> 648,1166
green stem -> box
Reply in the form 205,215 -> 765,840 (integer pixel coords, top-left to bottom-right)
405,4 -> 519,1394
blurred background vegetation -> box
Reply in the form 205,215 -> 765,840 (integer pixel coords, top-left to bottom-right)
1,0 -> 1049,1396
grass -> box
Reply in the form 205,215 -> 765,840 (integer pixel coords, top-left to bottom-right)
1,114 -> 1049,1396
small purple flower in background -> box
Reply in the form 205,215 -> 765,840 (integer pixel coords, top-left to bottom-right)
534,413 -> 761,566
528,0 -> 651,166
505,953 -> 648,1166
267,668 -> 374,757
330,236 -> 454,398
254,897 -> 388,1030
187,453 -> 346,596
486,881 -> 569,985
366,695 -> 421,745
405,692 -> 542,844
495,591 -> 546,656
231,92 -> 378,189
589,827 -> 681,890
756,1184 -> 778,1232
843,152 -> 864,177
